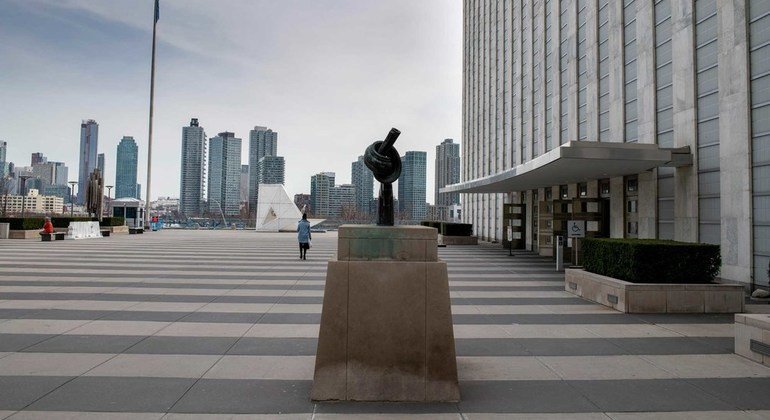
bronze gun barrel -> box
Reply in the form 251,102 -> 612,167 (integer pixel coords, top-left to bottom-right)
378,128 -> 401,154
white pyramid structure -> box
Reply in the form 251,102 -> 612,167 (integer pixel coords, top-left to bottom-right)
255,184 -> 324,232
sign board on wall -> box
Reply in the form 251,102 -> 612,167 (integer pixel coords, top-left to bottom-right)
567,220 -> 585,238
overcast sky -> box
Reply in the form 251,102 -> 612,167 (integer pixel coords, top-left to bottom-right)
0,0 -> 462,203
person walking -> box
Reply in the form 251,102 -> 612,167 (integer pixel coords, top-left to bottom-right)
297,213 -> 312,260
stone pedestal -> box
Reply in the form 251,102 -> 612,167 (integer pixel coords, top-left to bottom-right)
311,225 -> 460,402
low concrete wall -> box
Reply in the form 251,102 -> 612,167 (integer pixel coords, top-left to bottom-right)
438,235 -> 478,246
8,230 -> 41,240
735,314 -> 770,366
565,268 -> 744,314
108,225 -> 129,234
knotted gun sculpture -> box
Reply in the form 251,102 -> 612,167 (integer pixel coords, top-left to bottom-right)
364,128 -> 402,226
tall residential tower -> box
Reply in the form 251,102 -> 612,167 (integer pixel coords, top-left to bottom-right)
207,132 -> 242,216
248,126 -> 278,212
179,118 -> 207,216
115,137 -> 139,199
351,156 -> 374,214
398,151 -> 427,221
77,119 -> 98,204
435,139 -> 460,207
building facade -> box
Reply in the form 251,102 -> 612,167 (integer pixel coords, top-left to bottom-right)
329,184 -> 356,219
351,155 -> 374,215
455,0 -> 769,289
207,131 -> 242,216
240,164 -> 249,206
77,119 -> 98,205
257,156 -> 285,186
179,118 -> 207,216
435,138 -> 461,208
310,172 -> 335,217
248,126 -> 278,212
115,136 -> 139,199
398,151 -> 427,221
0,189 -> 63,215
0,141 -> 6,176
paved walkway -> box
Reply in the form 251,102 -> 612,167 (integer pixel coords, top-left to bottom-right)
0,230 -> 769,419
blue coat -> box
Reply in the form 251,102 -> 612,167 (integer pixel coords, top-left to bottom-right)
297,219 -> 311,243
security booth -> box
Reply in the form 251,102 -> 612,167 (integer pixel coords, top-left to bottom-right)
110,198 -> 145,229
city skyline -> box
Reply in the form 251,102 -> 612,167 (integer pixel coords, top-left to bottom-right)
0,1 -> 461,203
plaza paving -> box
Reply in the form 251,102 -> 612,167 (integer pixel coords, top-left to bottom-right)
0,230 -> 769,419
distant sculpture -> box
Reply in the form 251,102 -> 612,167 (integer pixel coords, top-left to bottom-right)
86,168 -> 104,221
364,128 -> 402,226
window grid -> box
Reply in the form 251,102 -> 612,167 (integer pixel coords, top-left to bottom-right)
695,0 -> 720,245
598,0 -> 610,141
533,0 -> 542,157
559,0 -> 569,144
749,1 -> 770,285
545,0 -> 554,151
624,0 -> 638,142
577,0 -> 588,140
521,1 -> 530,162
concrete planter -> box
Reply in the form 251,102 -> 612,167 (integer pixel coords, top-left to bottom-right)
565,268 -> 744,314
438,235 -> 478,246
735,314 -> 770,366
108,225 -> 129,234
8,230 -> 41,239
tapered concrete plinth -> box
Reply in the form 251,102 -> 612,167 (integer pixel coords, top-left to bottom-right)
311,225 -> 460,402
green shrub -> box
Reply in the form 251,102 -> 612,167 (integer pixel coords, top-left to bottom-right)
100,217 -> 125,227
442,223 -> 473,237
582,238 -> 721,284
0,217 -> 45,230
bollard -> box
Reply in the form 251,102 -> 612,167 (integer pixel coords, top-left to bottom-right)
556,235 -> 563,271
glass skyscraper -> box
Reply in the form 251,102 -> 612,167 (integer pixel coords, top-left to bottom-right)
115,137 -> 139,199
398,151 -> 427,222
77,119 -> 98,204
208,131 -> 242,216
179,118 -> 207,216
248,126 -> 278,213
435,139 -> 460,207
351,156 -> 374,214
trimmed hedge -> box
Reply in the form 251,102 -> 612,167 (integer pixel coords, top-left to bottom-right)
0,217 -> 45,230
419,221 -> 473,237
582,238 -> 721,284
100,217 -> 125,227
0,217 -> 124,229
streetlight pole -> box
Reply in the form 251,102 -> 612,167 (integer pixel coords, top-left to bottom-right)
105,185 -> 113,218
68,181 -> 77,218
209,199 -> 227,227
18,175 -> 31,219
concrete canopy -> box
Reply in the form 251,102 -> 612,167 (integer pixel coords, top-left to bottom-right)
441,141 -> 691,194
255,184 -> 324,232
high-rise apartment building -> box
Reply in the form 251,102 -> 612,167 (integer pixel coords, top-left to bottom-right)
240,165 -> 249,205
97,153 -> 105,176
207,131 -> 242,216
351,155 -> 374,214
115,137 -> 139,199
248,126 -> 278,212
0,141 -> 7,177
179,118 -> 207,216
257,156 -> 285,185
310,172 -> 335,217
449,0 -> 770,288
398,151 -> 427,221
31,153 -> 46,166
330,184 -> 356,219
294,194 -> 312,214
435,139 -> 460,207
77,119 -> 98,204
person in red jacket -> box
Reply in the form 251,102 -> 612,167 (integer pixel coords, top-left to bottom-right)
42,217 -> 54,234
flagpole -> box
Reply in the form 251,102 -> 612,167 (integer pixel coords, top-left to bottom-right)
144,0 -> 158,230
